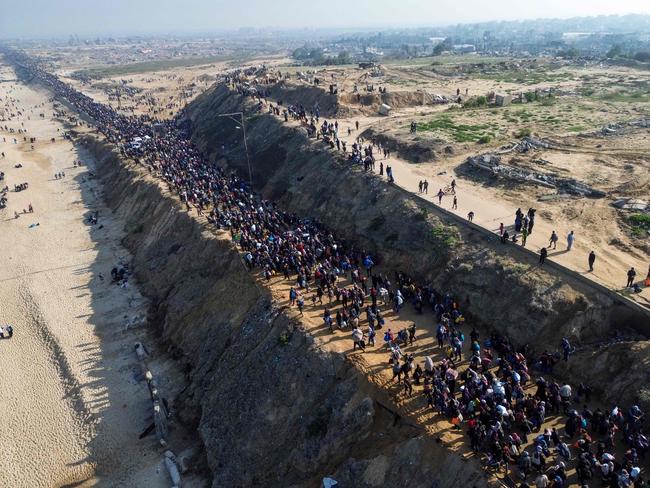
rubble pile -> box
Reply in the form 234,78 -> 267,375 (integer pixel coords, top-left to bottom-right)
597,118 -> 650,136
612,198 -> 649,211
499,136 -> 551,154
466,153 -> 606,197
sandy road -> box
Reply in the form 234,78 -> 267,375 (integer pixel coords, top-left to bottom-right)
0,62 -> 171,487
264,104 -> 649,307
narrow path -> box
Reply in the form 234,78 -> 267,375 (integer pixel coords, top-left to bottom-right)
262,101 -> 650,308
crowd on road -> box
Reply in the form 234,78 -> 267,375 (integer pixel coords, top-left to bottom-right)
7,51 -> 648,488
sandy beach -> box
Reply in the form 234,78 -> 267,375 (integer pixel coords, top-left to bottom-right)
0,61 -> 172,487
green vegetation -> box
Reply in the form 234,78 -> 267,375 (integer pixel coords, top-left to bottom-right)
477,135 -> 492,144
477,69 -> 574,85
514,127 -> 532,138
292,47 -> 351,65
629,213 -> 650,237
416,115 -> 497,143
598,89 -> 650,103
462,96 -> 488,109
639,387 -> 650,418
277,329 -> 293,346
540,95 -> 557,106
72,54 -> 237,78
431,224 -> 460,249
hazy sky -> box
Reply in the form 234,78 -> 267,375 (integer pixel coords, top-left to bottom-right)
0,0 -> 649,37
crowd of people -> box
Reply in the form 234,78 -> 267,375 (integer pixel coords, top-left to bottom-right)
7,50 -> 648,488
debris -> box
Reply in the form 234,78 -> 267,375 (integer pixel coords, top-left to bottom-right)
322,477 -> 338,488
495,94 -> 512,106
378,103 -> 392,116
612,198 -> 649,211
164,451 -> 182,487
532,158 -> 550,165
466,153 -> 606,197
538,193 -> 572,202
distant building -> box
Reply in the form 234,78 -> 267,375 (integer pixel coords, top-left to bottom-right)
452,44 -> 476,54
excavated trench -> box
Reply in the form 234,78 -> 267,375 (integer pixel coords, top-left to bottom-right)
83,139 -> 490,488
80,82 -> 649,487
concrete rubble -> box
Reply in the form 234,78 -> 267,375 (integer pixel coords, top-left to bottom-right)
596,118 -> 650,136
466,153 -> 606,197
499,136 -> 551,154
612,198 -> 649,211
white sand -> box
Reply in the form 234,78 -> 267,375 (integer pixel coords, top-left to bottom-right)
0,61 -> 171,487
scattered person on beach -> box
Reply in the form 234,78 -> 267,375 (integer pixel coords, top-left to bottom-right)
588,251 -> 596,272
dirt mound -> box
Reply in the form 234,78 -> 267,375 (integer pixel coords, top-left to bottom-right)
267,81 -> 351,118
360,127 -> 440,163
339,90 -> 448,112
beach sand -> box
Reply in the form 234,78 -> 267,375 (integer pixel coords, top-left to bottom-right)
0,61 -> 172,487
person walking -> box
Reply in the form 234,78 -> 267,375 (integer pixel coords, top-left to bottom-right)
521,227 -> 528,247
452,195 -> 458,210
567,231 -> 574,251
539,247 -> 548,265
626,267 -> 636,288
588,251 -> 596,272
549,231 -> 558,250
437,189 -> 444,204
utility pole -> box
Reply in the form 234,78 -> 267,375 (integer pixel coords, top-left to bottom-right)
217,111 -> 253,188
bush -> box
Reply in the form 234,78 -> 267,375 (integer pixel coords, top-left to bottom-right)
431,224 -> 460,249
524,92 -> 539,103
629,213 -> 650,237
629,214 -> 650,226
514,128 -> 532,138
478,135 -> 492,144
278,329 -> 293,346
541,95 -> 556,106
462,96 -> 488,109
